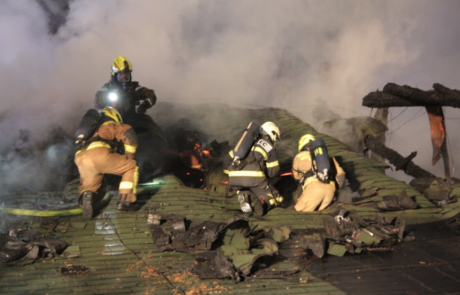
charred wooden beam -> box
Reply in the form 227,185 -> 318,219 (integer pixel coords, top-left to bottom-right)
433,83 -> 460,103
362,83 -> 460,109
364,135 -> 436,179
362,91 -> 418,108
395,151 -> 417,171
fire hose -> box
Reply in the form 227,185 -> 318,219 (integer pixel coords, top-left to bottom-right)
0,192 -> 112,217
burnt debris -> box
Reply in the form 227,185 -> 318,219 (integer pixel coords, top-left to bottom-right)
363,83 -> 460,109
148,214 -> 294,282
163,126 -> 229,189
323,209 -> 406,256
147,209 -> 408,281
0,227 -> 68,266
363,135 -> 435,179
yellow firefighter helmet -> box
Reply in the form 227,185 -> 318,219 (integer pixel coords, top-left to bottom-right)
111,56 -> 132,76
102,106 -> 123,124
298,134 -> 315,152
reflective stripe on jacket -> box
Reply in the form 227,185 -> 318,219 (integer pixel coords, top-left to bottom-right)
75,141 -> 112,155
76,121 -> 138,157
227,137 -> 279,187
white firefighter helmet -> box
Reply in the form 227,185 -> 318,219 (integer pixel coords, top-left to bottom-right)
260,122 -> 281,143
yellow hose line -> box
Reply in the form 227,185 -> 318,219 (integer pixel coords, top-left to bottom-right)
1,208 -> 83,217
0,192 -> 112,217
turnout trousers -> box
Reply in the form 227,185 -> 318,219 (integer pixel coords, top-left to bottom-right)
295,179 -> 336,212
231,179 -> 279,203
75,147 -> 139,203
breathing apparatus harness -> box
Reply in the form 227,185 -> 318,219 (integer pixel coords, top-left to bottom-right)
75,114 -> 125,155
295,138 -> 333,185
294,144 -> 315,185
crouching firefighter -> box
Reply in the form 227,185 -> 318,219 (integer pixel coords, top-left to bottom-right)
74,106 -> 139,219
226,121 -> 284,216
292,134 -> 346,212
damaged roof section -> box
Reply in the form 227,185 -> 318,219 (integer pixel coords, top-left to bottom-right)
1,103 -> 460,294
0,181 -> 347,294
151,102 -> 434,209
148,214 -> 294,281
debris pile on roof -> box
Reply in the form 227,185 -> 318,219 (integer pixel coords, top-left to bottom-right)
323,209 -> 405,257
424,180 -> 460,206
148,214 -> 297,282
410,178 -> 460,207
0,227 -> 68,265
322,116 -> 387,156
374,189 -> 418,211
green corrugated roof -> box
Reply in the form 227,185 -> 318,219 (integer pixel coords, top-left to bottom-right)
1,102 -> 459,294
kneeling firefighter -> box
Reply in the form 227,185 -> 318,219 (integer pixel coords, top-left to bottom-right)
292,134 -> 346,212
74,106 -> 139,219
226,121 -> 284,216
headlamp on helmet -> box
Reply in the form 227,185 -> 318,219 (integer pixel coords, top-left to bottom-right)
108,92 -> 118,102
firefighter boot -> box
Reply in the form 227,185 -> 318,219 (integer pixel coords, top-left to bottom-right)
238,192 -> 252,213
81,191 -> 95,220
117,200 -> 131,211
268,195 -> 284,210
252,197 -> 266,216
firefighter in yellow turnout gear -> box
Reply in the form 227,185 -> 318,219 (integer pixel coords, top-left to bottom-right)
75,107 -> 139,219
292,134 -> 345,212
226,122 -> 283,215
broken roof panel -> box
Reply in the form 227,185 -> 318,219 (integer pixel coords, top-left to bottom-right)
1,103 -> 459,294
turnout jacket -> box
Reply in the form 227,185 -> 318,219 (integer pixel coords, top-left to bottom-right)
227,137 -> 280,187
76,120 -> 138,159
94,81 -> 157,115
292,151 -> 345,189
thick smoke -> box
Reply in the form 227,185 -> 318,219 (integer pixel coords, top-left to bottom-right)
0,0 -> 459,191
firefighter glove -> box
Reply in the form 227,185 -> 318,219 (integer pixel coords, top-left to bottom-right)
137,103 -> 148,114
75,134 -> 84,144
144,97 -> 155,107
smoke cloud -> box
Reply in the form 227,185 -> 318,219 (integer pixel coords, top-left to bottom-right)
1,0 -> 460,189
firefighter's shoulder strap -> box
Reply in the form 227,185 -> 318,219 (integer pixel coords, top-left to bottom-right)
233,152 -> 257,170
84,135 -> 114,147
75,117 -> 120,152
293,168 -> 314,185
75,109 -> 103,143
